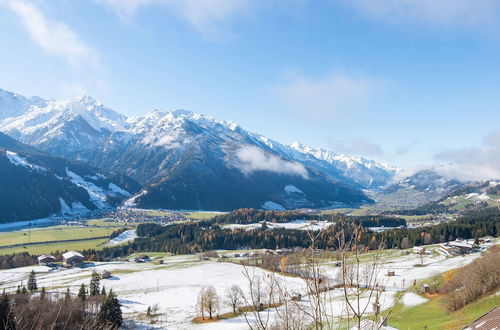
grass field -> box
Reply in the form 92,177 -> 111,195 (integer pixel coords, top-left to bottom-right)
0,238 -> 109,255
0,225 -> 116,247
185,211 -> 223,220
386,291 -> 500,329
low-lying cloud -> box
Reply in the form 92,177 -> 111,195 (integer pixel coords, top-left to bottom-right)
434,130 -> 500,181
236,145 -> 308,179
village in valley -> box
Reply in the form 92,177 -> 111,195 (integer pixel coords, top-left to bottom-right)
0,206 -> 498,329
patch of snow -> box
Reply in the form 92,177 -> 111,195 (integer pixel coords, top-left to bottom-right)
105,230 -> 137,247
402,292 -> 428,306
59,198 -> 72,215
284,185 -> 303,194
477,193 -> 490,201
65,168 -> 110,210
5,151 -> 45,172
108,183 -> 131,197
123,190 -> 148,208
225,220 -> 333,231
261,201 -> 286,211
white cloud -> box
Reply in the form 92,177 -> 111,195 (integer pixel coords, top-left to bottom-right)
343,0 -> 500,31
273,72 -> 381,117
434,130 -> 500,181
236,145 -> 309,179
95,0 -> 256,37
3,0 -> 98,68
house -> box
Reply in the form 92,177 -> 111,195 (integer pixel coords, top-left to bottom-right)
350,319 -> 398,330
463,306 -> 500,330
291,293 -> 302,301
62,251 -> 84,268
100,270 -> 112,279
37,255 -> 56,266
387,270 -> 395,276
413,246 -> 425,254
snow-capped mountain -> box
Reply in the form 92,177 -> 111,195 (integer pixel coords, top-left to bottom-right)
0,89 -> 397,211
0,132 -> 140,222
288,142 -> 396,188
0,93 -> 127,158
0,88 -> 46,121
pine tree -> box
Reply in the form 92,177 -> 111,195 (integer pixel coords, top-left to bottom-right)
15,286 -> 21,295
98,290 -> 122,328
101,286 -> 106,296
78,283 -> 87,301
21,286 -> 27,294
0,290 -> 15,330
89,270 -> 100,296
27,270 -> 37,291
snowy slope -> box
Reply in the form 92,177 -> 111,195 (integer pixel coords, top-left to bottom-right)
0,89 -> 395,210
0,132 -> 140,223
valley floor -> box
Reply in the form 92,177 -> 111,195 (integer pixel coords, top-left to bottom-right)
0,241 -> 497,329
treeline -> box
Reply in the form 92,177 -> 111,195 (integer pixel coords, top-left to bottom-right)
0,253 -> 36,269
441,245 -> 500,312
78,208 -> 498,261
212,209 -> 407,228
212,208 -> 316,224
0,286 -> 122,329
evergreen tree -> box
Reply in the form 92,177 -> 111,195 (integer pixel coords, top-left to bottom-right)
78,283 -> 86,301
0,291 -> 15,330
89,270 -> 100,296
98,290 -> 122,328
15,286 -> 20,295
27,270 -> 37,291
21,286 -> 27,294
101,286 -> 106,296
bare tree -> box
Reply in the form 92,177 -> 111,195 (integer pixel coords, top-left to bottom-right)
197,286 -> 220,320
226,285 -> 243,315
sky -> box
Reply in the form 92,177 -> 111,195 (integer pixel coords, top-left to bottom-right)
1,0 -> 500,176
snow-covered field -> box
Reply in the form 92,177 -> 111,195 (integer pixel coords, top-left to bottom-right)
0,247 -> 487,329
224,219 -> 333,231
104,229 -> 137,246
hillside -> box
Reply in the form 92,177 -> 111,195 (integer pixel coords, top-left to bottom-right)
0,132 -> 140,222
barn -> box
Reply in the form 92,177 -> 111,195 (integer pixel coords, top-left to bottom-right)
62,251 -> 84,268
37,255 -> 56,266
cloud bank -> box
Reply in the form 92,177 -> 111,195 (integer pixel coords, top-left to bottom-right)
3,0 -> 97,68
434,130 -> 500,181
236,145 -> 308,179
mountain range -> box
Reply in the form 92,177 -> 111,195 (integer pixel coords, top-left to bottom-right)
0,88 -> 425,218
0,131 -> 140,223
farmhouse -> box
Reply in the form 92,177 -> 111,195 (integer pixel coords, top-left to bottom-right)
463,306 -> 500,330
37,254 -> 56,266
100,270 -> 112,279
413,246 -> 425,254
62,251 -> 84,267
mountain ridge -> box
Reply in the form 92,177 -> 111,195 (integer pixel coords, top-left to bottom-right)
0,88 -> 395,211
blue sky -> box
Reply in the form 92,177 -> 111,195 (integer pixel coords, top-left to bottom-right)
1,0 -> 500,174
